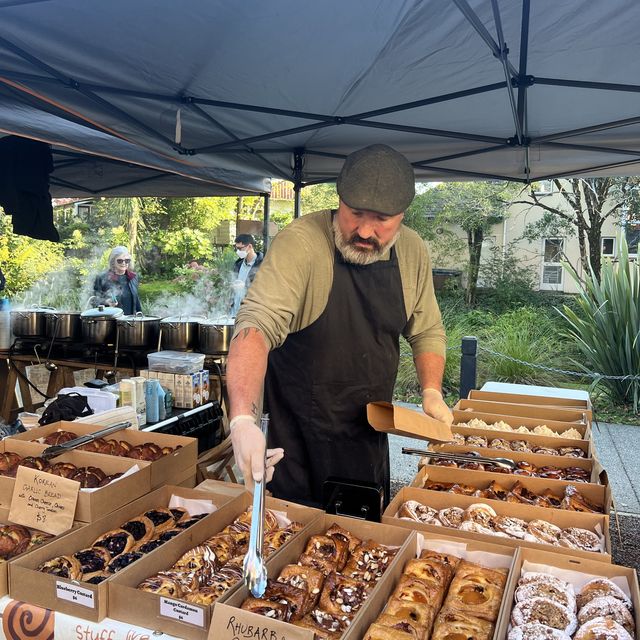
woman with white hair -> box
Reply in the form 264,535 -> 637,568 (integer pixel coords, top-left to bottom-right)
92,246 -> 142,314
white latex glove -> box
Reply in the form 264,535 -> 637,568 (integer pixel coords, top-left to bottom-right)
421,388 -> 453,426
231,279 -> 246,292
230,416 -> 284,491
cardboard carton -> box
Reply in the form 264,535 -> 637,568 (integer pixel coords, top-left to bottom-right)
454,398 -> 589,424
495,547 -> 640,638
367,401 -> 453,442
9,419 -> 198,489
8,484 -> 240,622
210,514 -> 414,640
384,486 -> 611,562
467,388 -> 592,417
409,466 -> 611,515
108,494 -> 323,639
0,439 -> 152,522
344,531 -> 516,639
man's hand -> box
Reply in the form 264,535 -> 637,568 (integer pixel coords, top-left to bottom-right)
421,388 -> 453,426
229,416 -> 284,491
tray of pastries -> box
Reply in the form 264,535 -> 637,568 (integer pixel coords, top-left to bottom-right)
136,507 -> 303,605
438,434 -> 587,458
508,572 -> 636,639
238,524 -> 398,638
363,549 -> 508,640
453,418 -> 584,441
397,500 -> 605,555
36,505 -> 209,583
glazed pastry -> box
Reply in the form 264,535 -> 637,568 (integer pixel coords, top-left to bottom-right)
235,506 -> 279,532
508,623 -> 572,640
173,545 -> 217,574
533,446 -> 560,456
92,529 -> 136,558
293,614 -> 344,640
490,438 -> 511,451
438,507 -> 465,528
120,516 -> 155,548
405,556 -> 456,594
523,520 -> 562,545
0,452 -> 21,474
577,596 -> 635,635
142,508 -> 176,533
398,501 -> 441,526
0,524 -> 32,559
492,515 -> 528,539
277,564 -> 324,614
382,598 -> 436,636
325,524 -> 362,554
73,547 -> 112,579
241,597 -> 290,621
106,551 -> 143,573
574,617 -> 634,640
511,440 -> 531,452
318,571 -> 368,618
511,597 -> 577,635
561,485 -> 602,513
159,568 -> 199,594
515,577 -> 576,612
38,555 -> 82,580
184,588 -> 223,605
392,575 -> 440,605
138,573 -> 183,597
303,534 -> 349,571
263,527 -> 296,556
71,466 -> 106,488
343,540 -> 396,583
363,622 -> 418,640
430,609 -> 493,640
463,504 -> 496,528
443,561 -> 507,622
576,578 -> 633,611
558,447 -> 585,458
558,527 -> 602,553
48,462 -> 78,478
261,579 -> 308,621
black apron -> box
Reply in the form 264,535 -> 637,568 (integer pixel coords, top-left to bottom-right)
264,243 -> 407,507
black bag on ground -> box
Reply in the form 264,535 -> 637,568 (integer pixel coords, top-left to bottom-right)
38,393 -> 94,425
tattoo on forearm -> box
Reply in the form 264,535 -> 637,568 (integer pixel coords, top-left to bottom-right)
251,402 -> 259,418
232,327 -> 260,342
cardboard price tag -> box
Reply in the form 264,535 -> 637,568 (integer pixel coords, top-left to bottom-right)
9,466 -> 79,535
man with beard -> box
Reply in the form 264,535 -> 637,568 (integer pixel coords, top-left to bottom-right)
226,144 -> 451,505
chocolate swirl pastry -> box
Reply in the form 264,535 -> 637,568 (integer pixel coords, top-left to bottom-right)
107,551 -> 144,573
143,508 -> 176,533
138,573 -> 183,597
241,597 -> 290,620
319,571 -> 368,618
120,516 -> 155,548
92,529 -> 135,558
277,564 -> 325,614
73,547 -> 111,579
38,555 -> 82,580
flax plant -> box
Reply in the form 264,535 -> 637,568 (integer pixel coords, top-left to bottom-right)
559,238 -> 640,412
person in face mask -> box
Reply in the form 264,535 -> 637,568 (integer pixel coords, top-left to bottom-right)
230,234 -> 264,317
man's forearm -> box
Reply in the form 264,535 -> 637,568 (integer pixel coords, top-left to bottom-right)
413,351 -> 446,393
226,327 -> 269,420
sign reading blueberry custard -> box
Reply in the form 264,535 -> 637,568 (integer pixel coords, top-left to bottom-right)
9,466 -> 79,535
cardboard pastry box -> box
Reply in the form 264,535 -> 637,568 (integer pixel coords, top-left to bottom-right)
8,484 -> 240,622
454,398 -> 589,425
467,389 -> 592,419
367,401 -> 453,442
210,514 -> 414,640
108,493 -> 323,639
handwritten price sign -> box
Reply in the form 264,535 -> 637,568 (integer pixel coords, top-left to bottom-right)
9,466 -> 80,534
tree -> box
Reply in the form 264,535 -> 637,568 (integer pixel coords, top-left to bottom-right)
514,178 -> 635,282
407,182 -> 518,305
301,183 -> 338,214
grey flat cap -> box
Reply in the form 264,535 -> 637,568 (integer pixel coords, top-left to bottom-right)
336,144 -> 415,216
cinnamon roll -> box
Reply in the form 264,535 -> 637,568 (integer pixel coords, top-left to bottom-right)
511,597 -> 577,635
574,617 -> 634,640
558,527 -> 602,553
438,507 -> 465,528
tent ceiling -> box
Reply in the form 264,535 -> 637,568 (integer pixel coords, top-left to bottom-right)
1,0 -> 639,185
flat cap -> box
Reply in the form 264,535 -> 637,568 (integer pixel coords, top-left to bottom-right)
336,144 -> 415,216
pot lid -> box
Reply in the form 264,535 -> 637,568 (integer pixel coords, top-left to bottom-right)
45,310 -> 81,316
80,305 -> 124,319
14,305 -> 56,313
161,315 -> 207,323
200,317 -> 235,326
117,313 -> 161,322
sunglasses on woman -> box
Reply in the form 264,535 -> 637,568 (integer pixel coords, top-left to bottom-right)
116,258 -> 131,265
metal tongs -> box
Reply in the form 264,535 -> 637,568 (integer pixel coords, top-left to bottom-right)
243,413 -> 269,597
41,421 -> 132,459
402,446 -> 517,470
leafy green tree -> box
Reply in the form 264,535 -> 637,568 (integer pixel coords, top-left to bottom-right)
301,183 -> 338,214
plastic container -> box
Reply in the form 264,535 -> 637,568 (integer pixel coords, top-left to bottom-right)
147,350 -> 205,374
0,298 -> 11,350
57,387 -> 118,413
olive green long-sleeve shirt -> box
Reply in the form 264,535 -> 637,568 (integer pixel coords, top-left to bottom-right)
233,210 -> 446,357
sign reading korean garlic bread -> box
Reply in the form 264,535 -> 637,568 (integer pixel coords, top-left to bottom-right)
9,467 -> 79,535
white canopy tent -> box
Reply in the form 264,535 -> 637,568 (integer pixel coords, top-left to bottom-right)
1,0 -> 639,214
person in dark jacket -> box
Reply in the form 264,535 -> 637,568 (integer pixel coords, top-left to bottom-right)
230,234 -> 264,316
92,246 -> 142,315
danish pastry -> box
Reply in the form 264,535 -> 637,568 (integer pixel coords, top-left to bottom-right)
308,609 -> 351,638
91,529 -> 136,558
511,597 -> 577,635
558,527 -> 602,553
142,508 -> 176,533
106,551 -> 144,573
325,524 -> 362,554
318,571 -> 368,618
235,506 -> 279,532
443,561 -> 507,622
508,623 -> 572,640
261,579 -> 308,621
169,507 -> 190,524
492,515 -> 528,539
138,539 -> 165,554
298,552 -> 338,577
561,485 -> 602,513
343,540 -> 396,583
85,572 -> 110,585
173,545 -> 217,574
463,504 -> 496,528
430,609 -> 493,640
574,616 -> 634,640
576,578 -> 633,611
384,598 -> 437,636
277,564 -> 324,614
577,596 -> 635,635
398,501 -> 441,525
184,588 -> 222,605
533,446 -> 560,456
404,557 -> 454,595
293,614 -> 344,640
120,516 -> 155,548
391,575 -> 441,605
73,547 -> 112,579
458,520 -> 496,536
419,549 -> 461,573
438,507 -> 465,528
515,576 -> 576,613
558,446 -> 585,458
157,528 -> 182,543
38,555 -> 82,580
490,438 -> 512,451
466,435 -> 488,448
363,622 -> 417,640
303,535 -> 349,572
240,597 -> 290,621
524,520 -> 562,545
138,573 -> 183,597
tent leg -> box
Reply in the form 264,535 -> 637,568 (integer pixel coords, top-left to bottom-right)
293,148 -> 304,219
262,193 -> 271,252
294,184 -> 301,219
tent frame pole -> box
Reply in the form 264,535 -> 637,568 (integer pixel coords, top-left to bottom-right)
262,193 -> 270,252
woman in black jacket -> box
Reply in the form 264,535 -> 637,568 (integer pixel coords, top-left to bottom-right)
92,246 -> 142,315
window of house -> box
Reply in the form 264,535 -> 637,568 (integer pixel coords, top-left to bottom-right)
533,180 -> 554,195
601,237 -> 615,257
626,223 -> 640,256
540,238 -> 564,289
